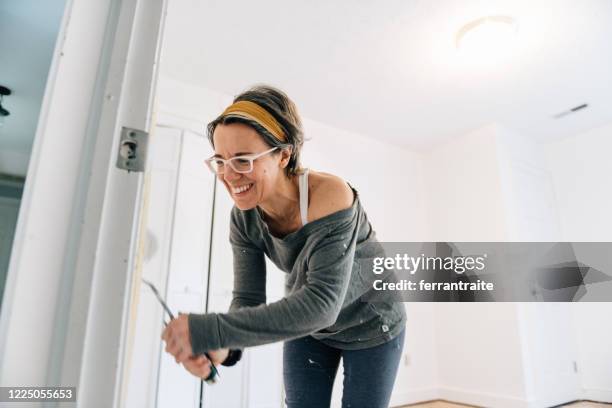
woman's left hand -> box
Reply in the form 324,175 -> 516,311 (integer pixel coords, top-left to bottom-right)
161,313 -> 193,364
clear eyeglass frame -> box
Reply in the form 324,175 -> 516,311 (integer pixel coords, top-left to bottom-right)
205,146 -> 280,174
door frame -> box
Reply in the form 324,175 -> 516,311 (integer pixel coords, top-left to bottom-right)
0,1 -> 167,407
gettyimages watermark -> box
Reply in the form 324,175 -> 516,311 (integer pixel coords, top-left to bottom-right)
359,242 -> 612,302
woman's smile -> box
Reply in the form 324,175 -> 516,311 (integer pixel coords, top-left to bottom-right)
231,182 -> 254,196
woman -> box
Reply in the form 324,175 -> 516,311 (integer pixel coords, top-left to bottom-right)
162,85 -> 406,408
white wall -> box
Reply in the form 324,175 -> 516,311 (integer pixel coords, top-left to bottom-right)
423,123 -> 508,242
155,76 -> 612,408
301,117 -> 430,242
422,124 -> 585,408
0,150 -> 30,177
494,128 -> 581,406
422,122 -> 563,242
496,126 -> 563,241
435,303 -> 528,407
422,126 -> 529,407
392,303 -> 439,405
0,195 -> 21,304
544,121 -> 612,242
545,123 -> 612,402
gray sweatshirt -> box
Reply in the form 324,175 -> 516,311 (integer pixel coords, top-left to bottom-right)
189,186 -> 406,353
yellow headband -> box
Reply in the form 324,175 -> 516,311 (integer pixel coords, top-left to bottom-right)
221,100 -> 286,142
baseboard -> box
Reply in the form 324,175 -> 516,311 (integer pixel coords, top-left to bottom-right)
388,387 -> 531,408
362,386 -> 611,408
582,388 -> 612,403
438,387 -> 531,408
389,388 -> 440,407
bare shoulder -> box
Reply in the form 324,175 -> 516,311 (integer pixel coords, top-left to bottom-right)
307,170 -> 355,222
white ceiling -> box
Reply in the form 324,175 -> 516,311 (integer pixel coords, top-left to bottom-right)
2,0 -> 610,173
0,0 -> 66,162
160,0 -> 612,150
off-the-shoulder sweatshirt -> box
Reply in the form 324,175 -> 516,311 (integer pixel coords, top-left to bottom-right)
188,185 -> 406,353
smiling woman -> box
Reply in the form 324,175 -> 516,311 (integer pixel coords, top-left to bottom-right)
161,85 -> 407,408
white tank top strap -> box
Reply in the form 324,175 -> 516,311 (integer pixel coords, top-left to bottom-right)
298,168 -> 309,227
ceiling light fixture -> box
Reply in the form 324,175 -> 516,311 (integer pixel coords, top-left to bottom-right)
0,85 -> 11,128
456,16 -> 518,56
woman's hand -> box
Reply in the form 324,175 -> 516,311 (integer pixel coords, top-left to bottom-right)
161,313 -> 230,369
182,348 -> 229,379
161,313 -> 193,364
183,355 -> 213,379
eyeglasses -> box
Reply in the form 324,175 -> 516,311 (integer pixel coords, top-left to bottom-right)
205,147 -> 279,175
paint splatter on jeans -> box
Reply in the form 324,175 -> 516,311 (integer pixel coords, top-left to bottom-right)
283,328 -> 405,408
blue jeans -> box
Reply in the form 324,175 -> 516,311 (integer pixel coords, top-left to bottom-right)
283,328 -> 405,408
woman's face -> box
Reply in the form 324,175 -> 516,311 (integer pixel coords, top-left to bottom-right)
212,123 -> 289,210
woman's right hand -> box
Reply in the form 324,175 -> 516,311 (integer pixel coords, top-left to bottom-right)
182,355 -> 213,379
182,348 -> 229,379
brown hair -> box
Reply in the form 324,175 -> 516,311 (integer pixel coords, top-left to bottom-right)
206,85 -> 305,177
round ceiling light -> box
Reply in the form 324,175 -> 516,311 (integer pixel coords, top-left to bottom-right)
456,16 -> 518,56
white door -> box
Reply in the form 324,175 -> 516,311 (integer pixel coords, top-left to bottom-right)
122,127 -> 215,408
518,303 -> 582,407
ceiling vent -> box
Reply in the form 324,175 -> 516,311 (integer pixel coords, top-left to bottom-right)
552,103 -> 588,119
